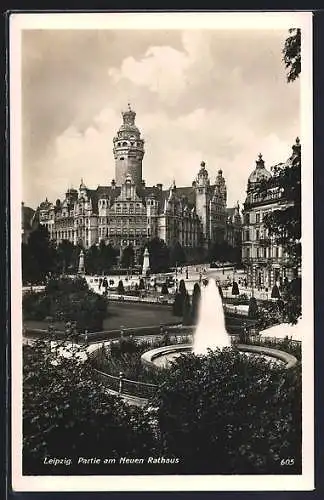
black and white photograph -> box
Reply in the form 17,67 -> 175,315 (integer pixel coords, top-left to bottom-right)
10,11 -> 314,492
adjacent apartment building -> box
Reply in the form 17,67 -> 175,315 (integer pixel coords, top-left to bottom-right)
241,138 -> 301,289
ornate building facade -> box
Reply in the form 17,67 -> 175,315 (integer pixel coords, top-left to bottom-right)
37,105 -> 241,261
241,138 -> 300,288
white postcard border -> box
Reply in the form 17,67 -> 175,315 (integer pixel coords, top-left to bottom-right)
10,11 -> 314,492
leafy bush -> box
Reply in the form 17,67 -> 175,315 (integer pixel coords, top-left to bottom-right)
117,280 -> 125,295
93,339 -> 169,385
232,281 -> 239,295
257,300 -> 284,330
182,293 -> 192,326
247,336 -> 302,361
23,339 -> 156,474
110,337 -> 139,357
227,294 -> 250,306
23,277 -> 107,332
271,285 -> 281,299
248,296 -> 259,318
153,349 -> 301,474
178,279 -> 187,296
172,293 -> 185,317
191,283 -> 201,324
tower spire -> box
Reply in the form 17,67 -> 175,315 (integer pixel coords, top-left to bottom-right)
113,105 -> 145,187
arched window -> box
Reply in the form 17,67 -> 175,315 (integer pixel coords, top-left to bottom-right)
122,141 -> 127,147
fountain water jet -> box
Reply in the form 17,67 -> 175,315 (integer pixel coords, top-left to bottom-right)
140,280 -> 298,371
193,279 -> 231,355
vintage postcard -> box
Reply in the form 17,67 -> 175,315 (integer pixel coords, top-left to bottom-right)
10,11 -> 314,492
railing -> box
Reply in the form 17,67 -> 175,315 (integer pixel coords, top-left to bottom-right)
93,367 -> 158,400
122,377 -> 158,399
93,369 -> 120,393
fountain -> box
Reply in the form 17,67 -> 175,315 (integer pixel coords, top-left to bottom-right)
141,279 -> 298,370
193,280 -> 230,354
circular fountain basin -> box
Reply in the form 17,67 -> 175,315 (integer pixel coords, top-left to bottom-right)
141,344 -> 298,370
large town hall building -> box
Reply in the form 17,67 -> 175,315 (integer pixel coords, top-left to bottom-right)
29,105 -> 242,260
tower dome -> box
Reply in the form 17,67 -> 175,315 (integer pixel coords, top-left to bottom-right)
198,161 -> 208,177
248,153 -> 272,184
196,161 -> 209,187
113,104 -> 145,187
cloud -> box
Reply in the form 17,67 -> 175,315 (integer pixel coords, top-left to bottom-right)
109,45 -> 191,103
107,30 -> 216,104
25,103 -> 298,211
21,29 -> 300,211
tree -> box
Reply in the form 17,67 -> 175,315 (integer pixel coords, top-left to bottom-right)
140,237 -> 170,273
23,277 -> 107,332
121,244 -> 135,269
172,293 -> 184,317
22,226 -> 57,284
23,338 -> 156,474
153,349 -> 301,474
104,243 -> 118,271
248,296 -> 259,319
117,280 -> 125,295
169,241 -> 186,267
283,28 -> 301,83
209,241 -> 236,264
258,139 -> 301,275
182,293 -> 192,326
191,283 -> 201,324
232,281 -> 239,296
271,284 -> 281,299
178,279 -> 187,296
85,244 -> 100,275
57,240 -> 76,274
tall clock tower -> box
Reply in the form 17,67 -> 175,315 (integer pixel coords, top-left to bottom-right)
113,104 -> 145,187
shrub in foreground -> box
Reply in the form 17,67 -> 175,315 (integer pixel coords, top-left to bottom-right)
153,348 -> 301,474
23,277 -> 107,332
23,339 -> 156,474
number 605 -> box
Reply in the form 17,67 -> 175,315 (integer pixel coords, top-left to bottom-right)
280,458 -> 295,466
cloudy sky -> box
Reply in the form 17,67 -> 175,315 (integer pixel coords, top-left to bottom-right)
21,27 -> 300,209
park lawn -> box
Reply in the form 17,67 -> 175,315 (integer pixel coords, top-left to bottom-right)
24,301 -> 178,332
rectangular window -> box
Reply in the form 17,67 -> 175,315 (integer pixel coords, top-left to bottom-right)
255,229 -> 260,241
255,213 -> 260,224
